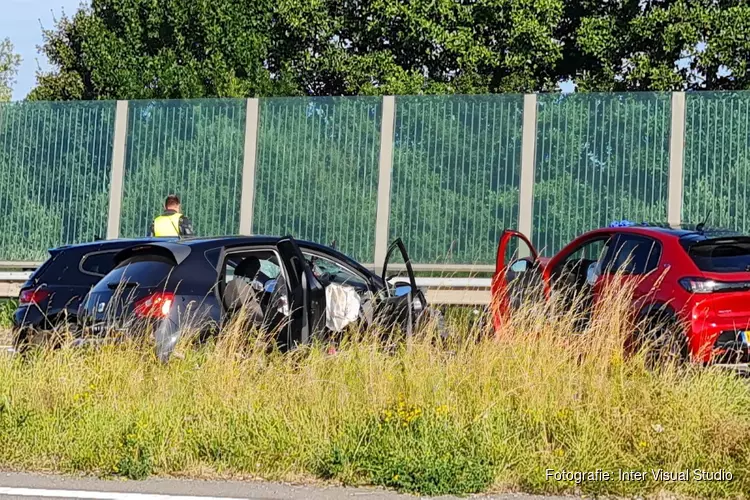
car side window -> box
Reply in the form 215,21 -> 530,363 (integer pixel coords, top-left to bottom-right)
302,252 -> 369,289
220,249 -> 290,317
608,235 -> 661,275
80,251 -> 118,276
555,237 -> 614,275
224,250 -> 281,284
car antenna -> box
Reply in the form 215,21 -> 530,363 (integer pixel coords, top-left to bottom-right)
696,210 -> 712,233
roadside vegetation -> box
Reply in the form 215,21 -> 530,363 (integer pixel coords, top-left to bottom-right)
0,299 -> 15,329
0,284 -> 748,497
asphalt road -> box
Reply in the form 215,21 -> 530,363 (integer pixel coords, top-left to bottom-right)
0,472 -> 568,500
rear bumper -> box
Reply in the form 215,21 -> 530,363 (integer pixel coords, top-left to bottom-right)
686,321 -> 750,363
12,306 -> 45,330
711,363 -> 750,378
79,317 -> 180,362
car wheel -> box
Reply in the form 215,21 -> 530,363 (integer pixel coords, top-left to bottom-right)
416,306 -> 448,341
13,328 -> 53,353
635,313 -> 688,369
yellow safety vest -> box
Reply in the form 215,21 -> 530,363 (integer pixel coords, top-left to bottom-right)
153,212 -> 183,237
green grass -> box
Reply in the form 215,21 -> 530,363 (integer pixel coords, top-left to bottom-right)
0,286 -> 748,497
0,300 -> 16,330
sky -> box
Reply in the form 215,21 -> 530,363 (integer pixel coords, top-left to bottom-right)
3,0 -> 83,100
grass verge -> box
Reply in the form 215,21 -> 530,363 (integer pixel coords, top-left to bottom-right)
0,285 -> 748,497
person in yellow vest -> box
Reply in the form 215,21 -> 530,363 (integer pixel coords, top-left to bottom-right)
149,194 -> 195,237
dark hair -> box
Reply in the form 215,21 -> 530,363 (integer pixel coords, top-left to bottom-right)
165,194 -> 180,208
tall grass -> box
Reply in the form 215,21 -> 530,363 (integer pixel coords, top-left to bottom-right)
0,283 -> 748,497
0,300 -> 16,330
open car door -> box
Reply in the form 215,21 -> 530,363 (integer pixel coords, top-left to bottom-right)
276,236 -> 326,349
376,239 -> 427,335
492,230 -> 542,330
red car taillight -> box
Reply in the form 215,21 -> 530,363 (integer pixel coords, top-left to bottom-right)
133,292 -> 174,318
19,288 -> 50,305
679,277 -> 750,294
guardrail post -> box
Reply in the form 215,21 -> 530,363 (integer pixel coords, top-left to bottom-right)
239,98 -> 260,235
668,92 -> 686,227
518,94 -> 538,255
106,100 -> 129,239
373,96 -> 396,274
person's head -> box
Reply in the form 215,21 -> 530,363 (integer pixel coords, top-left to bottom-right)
235,256 -> 261,280
164,194 -> 181,212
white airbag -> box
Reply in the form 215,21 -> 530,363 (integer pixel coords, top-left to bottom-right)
325,283 -> 361,332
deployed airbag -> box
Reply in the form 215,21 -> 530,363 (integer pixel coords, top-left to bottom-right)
325,283 -> 361,332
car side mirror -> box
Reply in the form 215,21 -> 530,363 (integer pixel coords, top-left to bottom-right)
586,261 -> 599,285
510,260 -> 529,273
393,282 -> 412,297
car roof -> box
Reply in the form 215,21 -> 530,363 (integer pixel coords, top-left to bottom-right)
114,235 -> 379,281
52,237 -> 176,252
175,235 -> 334,251
586,223 -> 745,242
118,235 -> 369,267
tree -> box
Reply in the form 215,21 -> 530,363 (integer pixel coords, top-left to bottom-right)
0,38 -> 21,102
28,0 -> 567,100
562,0 -> 750,91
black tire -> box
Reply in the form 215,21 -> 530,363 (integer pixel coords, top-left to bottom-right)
634,312 -> 688,369
416,306 -> 448,341
13,328 -> 58,354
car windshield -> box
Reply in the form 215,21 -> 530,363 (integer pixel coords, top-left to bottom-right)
92,254 -> 175,291
686,239 -> 750,273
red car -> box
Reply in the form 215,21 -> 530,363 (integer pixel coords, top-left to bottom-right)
492,223 -> 750,367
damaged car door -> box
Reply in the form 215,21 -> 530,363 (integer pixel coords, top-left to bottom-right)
276,236 -> 327,348
376,238 -> 427,335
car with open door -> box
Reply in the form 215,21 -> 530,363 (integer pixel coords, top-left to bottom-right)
77,235 -> 432,361
492,222 -> 750,369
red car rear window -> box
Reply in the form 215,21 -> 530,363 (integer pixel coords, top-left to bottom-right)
687,239 -> 750,273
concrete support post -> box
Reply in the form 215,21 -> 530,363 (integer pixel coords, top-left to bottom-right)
373,96 -> 396,274
239,98 -> 260,235
517,94 -> 538,254
668,92 -> 687,227
106,100 -> 129,239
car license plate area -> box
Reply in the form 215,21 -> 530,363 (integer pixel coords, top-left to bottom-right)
84,322 -> 128,338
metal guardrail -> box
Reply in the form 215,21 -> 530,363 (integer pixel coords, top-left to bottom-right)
0,270 -> 492,305
0,262 -> 41,270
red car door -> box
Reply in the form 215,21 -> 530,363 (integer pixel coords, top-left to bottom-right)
491,230 -> 541,330
592,233 -> 663,313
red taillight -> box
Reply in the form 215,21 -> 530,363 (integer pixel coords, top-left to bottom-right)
133,292 -> 174,318
679,277 -> 750,294
19,288 -> 50,305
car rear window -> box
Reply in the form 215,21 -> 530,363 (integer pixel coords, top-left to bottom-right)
28,255 -> 55,282
80,251 -> 118,276
93,254 -> 175,291
686,239 -> 750,273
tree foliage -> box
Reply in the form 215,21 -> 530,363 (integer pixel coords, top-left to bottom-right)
27,0 -> 750,100
564,0 -> 750,91
0,38 -> 21,102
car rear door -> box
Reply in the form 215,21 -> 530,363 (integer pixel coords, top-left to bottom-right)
492,230 -> 541,329
276,236 -> 327,347
377,238 -> 426,335
593,234 -> 662,310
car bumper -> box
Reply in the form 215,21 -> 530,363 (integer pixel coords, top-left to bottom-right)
11,306 -> 45,330
710,362 -> 750,378
79,317 -> 180,362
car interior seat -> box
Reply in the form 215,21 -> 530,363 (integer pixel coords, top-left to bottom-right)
224,256 -> 265,324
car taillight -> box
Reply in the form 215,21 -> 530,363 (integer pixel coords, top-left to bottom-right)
679,277 -> 750,294
133,292 -> 174,318
19,288 -> 50,305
